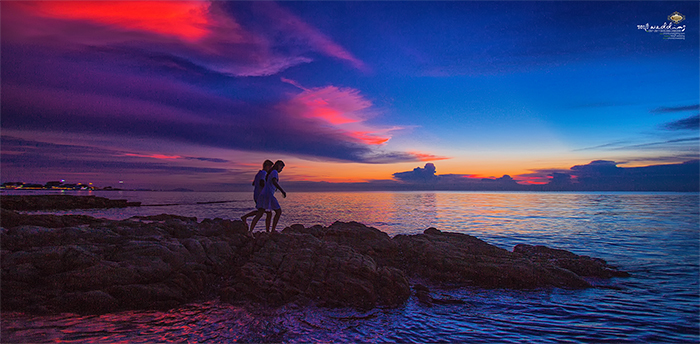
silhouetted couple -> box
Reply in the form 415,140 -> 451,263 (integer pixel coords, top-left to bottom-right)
241,160 -> 287,236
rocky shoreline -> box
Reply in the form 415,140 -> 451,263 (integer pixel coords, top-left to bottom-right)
1,195 -> 141,211
1,202 -> 629,315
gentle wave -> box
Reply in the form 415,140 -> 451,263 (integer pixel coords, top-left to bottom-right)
2,191 -> 698,342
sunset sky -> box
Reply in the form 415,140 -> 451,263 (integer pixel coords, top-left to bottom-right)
1,1 -> 698,191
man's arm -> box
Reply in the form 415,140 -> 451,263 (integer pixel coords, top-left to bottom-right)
271,179 -> 286,198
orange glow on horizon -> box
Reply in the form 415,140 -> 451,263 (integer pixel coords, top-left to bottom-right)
462,174 -> 483,179
34,1 -> 211,41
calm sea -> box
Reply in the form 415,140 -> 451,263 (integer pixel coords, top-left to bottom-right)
2,190 -> 698,343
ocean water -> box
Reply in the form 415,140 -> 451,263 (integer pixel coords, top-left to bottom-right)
1,190 -> 698,343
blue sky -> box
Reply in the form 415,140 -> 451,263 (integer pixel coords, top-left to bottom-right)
1,1 -> 698,190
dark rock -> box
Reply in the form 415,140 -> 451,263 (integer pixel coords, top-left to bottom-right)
52,290 -> 120,314
3,263 -> 42,283
1,209 -> 102,229
1,208 -> 628,315
1,280 -> 52,312
282,221 -> 397,267
1,216 -> 247,314
107,283 -> 185,310
283,223 -> 323,236
223,231 -> 410,309
389,228 -> 592,289
414,284 -> 430,293
322,221 -> 397,261
431,296 -> 467,305
49,261 -> 143,291
198,218 -> 248,238
424,227 -> 441,235
1,195 -> 141,211
129,215 -> 198,239
131,214 -> 197,223
414,284 -> 433,305
513,244 -> 630,278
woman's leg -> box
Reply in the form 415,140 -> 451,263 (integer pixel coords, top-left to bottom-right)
249,208 -> 266,233
270,208 -> 282,232
264,211 -> 272,232
241,209 -> 259,227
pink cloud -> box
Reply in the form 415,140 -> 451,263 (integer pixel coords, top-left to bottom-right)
1,2 -> 320,77
290,86 -> 370,125
30,1 -> 212,42
513,175 -> 551,185
2,2 -> 442,165
349,132 -> 391,145
280,79 -> 395,145
408,152 -> 451,162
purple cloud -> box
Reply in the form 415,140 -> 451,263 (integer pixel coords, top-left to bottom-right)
1,2 -> 433,164
3,1 -> 367,77
520,160 -> 700,191
2,1 -> 315,77
651,104 -> 699,114
0,135 -> 238,189
393,163 -> 438,182
662,115 -> 700,131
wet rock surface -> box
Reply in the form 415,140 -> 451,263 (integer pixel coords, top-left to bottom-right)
513,243 -> 630,278
1,207 -> 628,315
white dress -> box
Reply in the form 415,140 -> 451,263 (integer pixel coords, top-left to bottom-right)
256,169 -> 280,210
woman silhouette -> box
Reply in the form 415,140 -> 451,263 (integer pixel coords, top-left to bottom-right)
250,160 -> 287,233
241,160 -> 273,233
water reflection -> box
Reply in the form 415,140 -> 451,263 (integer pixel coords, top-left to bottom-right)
281,192 -> 441,235
2,191 -> 698,342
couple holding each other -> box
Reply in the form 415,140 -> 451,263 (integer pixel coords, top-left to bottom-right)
241,159 -> 286,235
